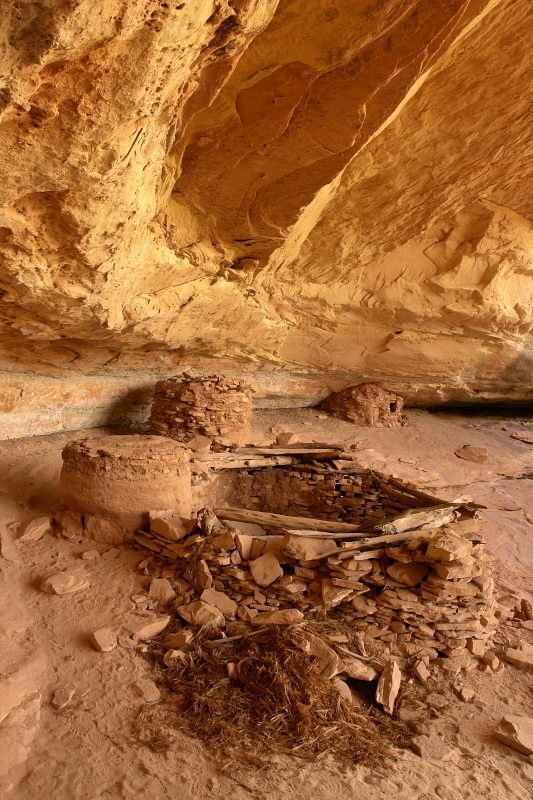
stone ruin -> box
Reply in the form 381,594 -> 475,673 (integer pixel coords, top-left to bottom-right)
55,429 -> 498,715
149,374 -> 254,447
321,383 -> 405,427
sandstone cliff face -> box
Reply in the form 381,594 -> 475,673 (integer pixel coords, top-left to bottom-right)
0,0 -> 532,436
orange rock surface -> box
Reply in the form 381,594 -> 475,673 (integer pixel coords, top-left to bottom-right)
1,1 -> 532,436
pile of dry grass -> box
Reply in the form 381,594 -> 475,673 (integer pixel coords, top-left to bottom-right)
150,624 -> 410,766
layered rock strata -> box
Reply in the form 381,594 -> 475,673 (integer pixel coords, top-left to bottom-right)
1,0 -> 533,439
60,435 -> 192,534
149,375 -> 253,447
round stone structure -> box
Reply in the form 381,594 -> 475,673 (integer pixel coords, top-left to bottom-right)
60,435 -> 192,532
149,374 -> 254,447
320,383 -> 404,427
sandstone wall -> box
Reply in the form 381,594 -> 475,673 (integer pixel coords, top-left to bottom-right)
1,0 -> 532,437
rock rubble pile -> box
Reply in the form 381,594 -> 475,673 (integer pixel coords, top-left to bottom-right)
132,498 -> 497,714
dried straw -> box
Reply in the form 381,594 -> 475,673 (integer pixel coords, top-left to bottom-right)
149,624 -> 410,766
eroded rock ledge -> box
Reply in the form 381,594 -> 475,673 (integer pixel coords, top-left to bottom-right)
1,0 -> 532,437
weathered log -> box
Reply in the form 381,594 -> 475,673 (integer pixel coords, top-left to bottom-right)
320,528 -> 435,559
377,505 -> 459,534
197,455 -> 294,470
214,507 -> 363,533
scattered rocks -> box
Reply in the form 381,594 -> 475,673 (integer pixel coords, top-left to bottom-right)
455,446 -> 488,464
81,550 -> 100,560
88,628 -> 117,652
151,516 -> 189,541
101,548 -> 120,561
426,693 -> 448,710
375,659 -> 401,715
148,578 -> 176,606
276,431 -> 299,445
200,588 -> 237,618
162,630 -> 194,648
40,569 -> 90,595
411,734 -> 456,761
51,687 -> 76,710
341,658 -> 379,681
16,517 -> 51,542
177,601 -> 224,627
135,679 -> 161,704
301,631 -> 344,679
163,649 -> 187,667
127,615 -> 170,639
251,609 -> 304,625
494,715 -> 533,756
504,643 -> 533,671
331,676 -> 352,703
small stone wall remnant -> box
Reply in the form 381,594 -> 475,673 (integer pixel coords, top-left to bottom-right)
149,374 -> 254,447
321,383 -> 404,427
60,435 -> 192,535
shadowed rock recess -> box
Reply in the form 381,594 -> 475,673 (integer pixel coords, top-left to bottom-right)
1,0 -> 532,436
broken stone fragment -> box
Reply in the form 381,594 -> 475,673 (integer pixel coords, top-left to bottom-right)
194,559 -> 213,590
151,516 -> 189,541
84,514 -> 125,544
466,638 -> 485,657
413,660 -> 430,683
127,615 -> 170,639
237,605 -> 258,622
162,630 -> 193,648
209,530 -> 236,550
504,643 -> 533,671
135,679 -> 161,704
51,686 -> 77,710
426,532 -> 473,563
200,588 -> 238,618
426,693 -> 448,710
321,578 -> 352,609
249,552 -> 284,586
185,435 -> 212,455
281,533 -> 337,561
251,608 -> 304,625
458,686 -> 475,702
177,600 -> 224,627
341,658 -> 379,681
276,431 -> 299,445
386,561 -> 429,587
55,509 -> 85,541
148,578 -> 176,606
81,549 -> 100,560
455,446 -> 488,464
163,649 -> 187,667
16,517 -> 51,542
411,734 -> 456,761
101,547 -> 120,561
235,533 -> 253,560
88,628 -> 117,652
375,659 -> 401,715
494,715 -> 533,756
40,568 -> 90,595
331,677 -> 352,703
301,632 -> 344,679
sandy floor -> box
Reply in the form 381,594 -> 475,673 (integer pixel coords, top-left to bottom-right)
1,408 -> 533,799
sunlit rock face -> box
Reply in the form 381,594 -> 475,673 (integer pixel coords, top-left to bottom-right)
0,0 -> 532,436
